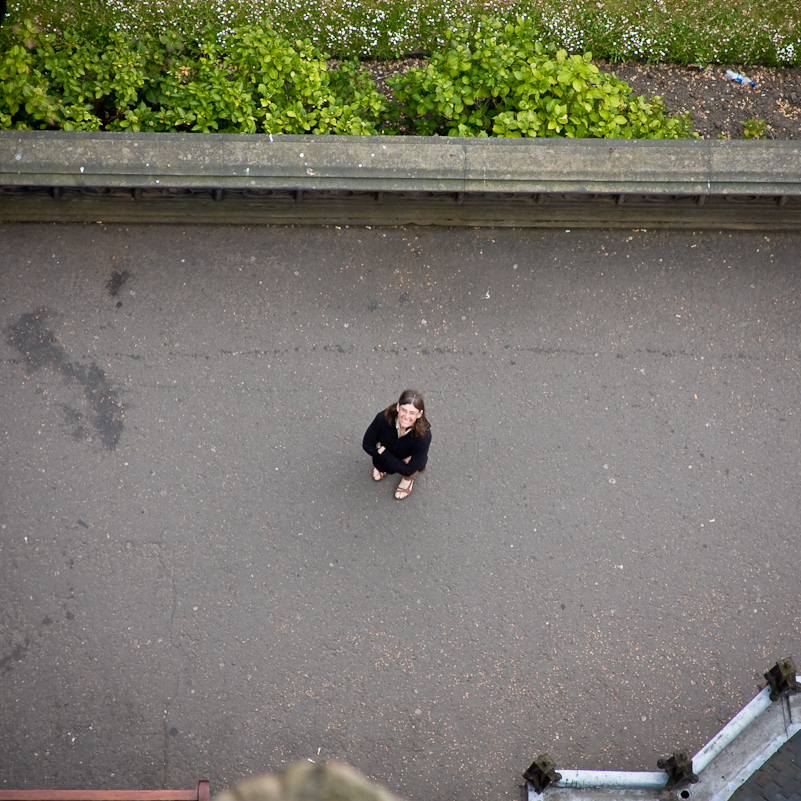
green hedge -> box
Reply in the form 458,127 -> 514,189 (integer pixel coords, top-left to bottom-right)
0,20 -> 388,133
0,16 -> 694,138
388,19 -> 693,138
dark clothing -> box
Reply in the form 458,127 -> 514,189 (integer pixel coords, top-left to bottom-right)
362,411 -> 431,477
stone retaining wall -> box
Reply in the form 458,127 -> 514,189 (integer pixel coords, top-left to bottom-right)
2,132 -> 800,227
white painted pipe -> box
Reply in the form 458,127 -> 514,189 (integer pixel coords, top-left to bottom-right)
691,684 -> 775,773
554,770 -> 666,789
548,675 -> 800,791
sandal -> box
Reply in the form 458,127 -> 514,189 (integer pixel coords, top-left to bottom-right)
394,477 -> 414,500
373,467 -> 387,482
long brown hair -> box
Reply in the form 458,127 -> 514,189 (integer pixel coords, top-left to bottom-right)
384,389 -> 430,437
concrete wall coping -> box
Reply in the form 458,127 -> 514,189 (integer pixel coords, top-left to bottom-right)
2,131 -> 801,196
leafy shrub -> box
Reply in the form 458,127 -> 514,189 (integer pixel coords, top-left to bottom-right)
0,14 -> 697,138
387,17 -> 695,138
0,19 -> 389,133
140,25 -> 389,134
0,19 -> 141,130
742,118 -> 767,139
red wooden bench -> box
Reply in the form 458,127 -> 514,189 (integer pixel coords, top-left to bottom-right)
0,782 -> 210,801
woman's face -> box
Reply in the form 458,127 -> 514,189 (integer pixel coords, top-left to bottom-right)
397,402 -> 422,429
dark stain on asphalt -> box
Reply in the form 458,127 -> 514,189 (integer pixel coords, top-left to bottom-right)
0,640 -> 29,674
6,308 -> 124,450
105,270 -> 131,297
60,403 -> 89,441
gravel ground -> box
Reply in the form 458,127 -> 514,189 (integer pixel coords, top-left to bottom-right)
366,59 -> 801,139
608,61 -> 801,140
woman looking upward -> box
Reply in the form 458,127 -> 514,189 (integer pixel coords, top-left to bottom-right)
362,389 -> 432,500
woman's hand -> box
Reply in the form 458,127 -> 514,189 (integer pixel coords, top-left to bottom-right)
376,442 -> 385,455
403,456 -> 412,464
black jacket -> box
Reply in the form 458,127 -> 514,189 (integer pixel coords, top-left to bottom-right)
362,411 -> 431,477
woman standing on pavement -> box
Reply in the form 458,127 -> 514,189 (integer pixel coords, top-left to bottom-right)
362,389 -> 431,500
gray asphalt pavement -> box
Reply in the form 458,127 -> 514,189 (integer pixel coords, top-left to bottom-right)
1,223 -> 799,801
